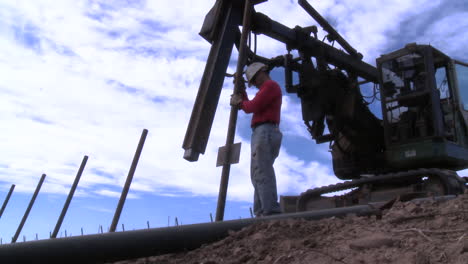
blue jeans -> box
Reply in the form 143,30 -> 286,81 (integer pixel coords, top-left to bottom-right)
251,123 -> 282,216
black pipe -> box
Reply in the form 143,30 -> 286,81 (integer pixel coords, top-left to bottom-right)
0,184 -> 15,219
12,174 -> 46,243
0,205 -> 380,264
109,129 -> 148,232
51,156 -> 88,238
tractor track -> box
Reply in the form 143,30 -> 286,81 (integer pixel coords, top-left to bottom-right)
297,168 -> 466,211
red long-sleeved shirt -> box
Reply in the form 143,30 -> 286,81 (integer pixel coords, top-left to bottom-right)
240,79 -> 282,127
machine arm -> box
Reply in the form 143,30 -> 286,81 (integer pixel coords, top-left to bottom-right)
251,12 -> 378,82
183,0 -> 379,162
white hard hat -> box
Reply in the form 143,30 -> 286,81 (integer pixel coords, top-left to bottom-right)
245,62 -> 267,87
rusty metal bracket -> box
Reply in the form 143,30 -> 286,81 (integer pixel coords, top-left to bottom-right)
216,142 -> 242,167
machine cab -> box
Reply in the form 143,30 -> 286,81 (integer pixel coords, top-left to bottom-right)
377,43 -> 468,170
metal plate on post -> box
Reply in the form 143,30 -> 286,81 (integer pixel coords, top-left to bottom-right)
216,142 -> 242,167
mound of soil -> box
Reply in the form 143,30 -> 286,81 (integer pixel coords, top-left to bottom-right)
113,192 -> 468,264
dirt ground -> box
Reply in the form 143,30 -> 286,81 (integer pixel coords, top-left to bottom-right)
113,192 -> 468,264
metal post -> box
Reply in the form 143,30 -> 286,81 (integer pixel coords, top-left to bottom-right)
121,224 -> 125,232
0,184 -> 15,219
249,207 -> 254,218
81,228 -> 84,236
11,174 -> 46,243
109,129 -> 148,232
215,0 -> 253,222
51,156 -> 88,238
147,221 -> 150,229
210,213 -> 213,222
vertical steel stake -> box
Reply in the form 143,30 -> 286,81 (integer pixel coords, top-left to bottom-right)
215,0 -> 253,222
51,155 -> 88,238
0,184 -> 15,219
11,174 -> 46,243
109,129 -> 148,232
146,221 -> 150,229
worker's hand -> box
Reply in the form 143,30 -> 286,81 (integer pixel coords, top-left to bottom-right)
230,93 -> 243,107
233,72 -> 246,92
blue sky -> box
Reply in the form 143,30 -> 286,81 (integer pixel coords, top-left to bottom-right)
0,0 -> 468,243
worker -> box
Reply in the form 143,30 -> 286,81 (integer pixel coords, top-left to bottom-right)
230,62 -> 283,217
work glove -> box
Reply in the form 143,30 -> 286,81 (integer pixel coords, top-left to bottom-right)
232,72 -> 246,92
230,93 -> 243,107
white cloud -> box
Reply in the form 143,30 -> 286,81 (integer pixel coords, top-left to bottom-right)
281,95 -> 310,138
0,0 -> 467,206
415,12 -> 468,59
94,189 -> 139,199
84,205 -> 114,214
